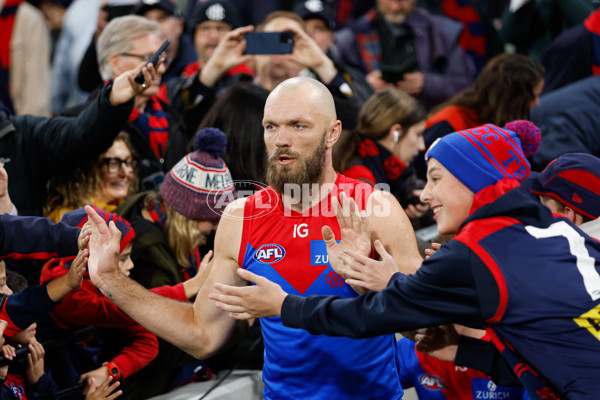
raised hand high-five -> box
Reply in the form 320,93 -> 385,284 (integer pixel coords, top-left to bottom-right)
84,205 -> 123,291
322,191 -> 372,294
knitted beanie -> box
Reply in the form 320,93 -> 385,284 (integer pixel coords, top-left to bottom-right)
61,206 -> 135,253
529,153 -> 600,220
191,0 -> 241,30
160,127 -> 236,220
425,120 -> 541,194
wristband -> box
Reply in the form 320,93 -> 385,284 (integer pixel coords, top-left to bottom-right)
103,361 -> 121,381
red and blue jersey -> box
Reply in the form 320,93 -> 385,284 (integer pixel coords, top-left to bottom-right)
239,174 -> 402,400
396,337 -> 527,400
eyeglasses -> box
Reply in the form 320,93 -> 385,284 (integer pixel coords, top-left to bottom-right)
118,52 -> 167,63
102,157 -> 137,174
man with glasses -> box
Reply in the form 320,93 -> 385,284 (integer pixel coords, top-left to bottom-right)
95,14 -> 193,193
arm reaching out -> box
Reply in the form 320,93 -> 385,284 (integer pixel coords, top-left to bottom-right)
182,250 -> 213,300
46,248 -> 87,301
85,201 -> 247,359
211,268 -> 287,320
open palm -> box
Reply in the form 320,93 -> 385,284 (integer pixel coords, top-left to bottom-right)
322,192 -> 371,292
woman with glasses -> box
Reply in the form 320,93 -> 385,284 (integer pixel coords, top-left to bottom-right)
44,132 -> 138,222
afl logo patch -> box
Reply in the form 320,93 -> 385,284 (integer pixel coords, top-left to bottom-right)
254,244 -> 286,264
418,373 -> 444,390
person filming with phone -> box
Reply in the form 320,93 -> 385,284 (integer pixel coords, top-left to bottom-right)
171,9 -> 364,132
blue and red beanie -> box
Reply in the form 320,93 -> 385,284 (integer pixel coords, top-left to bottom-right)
160,127 -> 236,221
61,206 -> 135,253
425,120 -> 541,194
528,153 -> 600,220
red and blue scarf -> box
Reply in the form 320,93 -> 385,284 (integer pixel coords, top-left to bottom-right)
129,96 -> 169,159
438,0 -> 486,73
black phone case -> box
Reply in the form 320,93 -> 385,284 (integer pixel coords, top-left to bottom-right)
245,32 -> 294,55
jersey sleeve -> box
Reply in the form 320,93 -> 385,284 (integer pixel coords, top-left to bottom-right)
0,214 -> 79,260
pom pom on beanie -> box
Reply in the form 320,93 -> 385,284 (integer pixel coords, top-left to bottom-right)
193,127 -> 227,158
503,120 -> 541,159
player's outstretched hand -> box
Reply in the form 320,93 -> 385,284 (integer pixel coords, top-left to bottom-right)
323,192 -> 371,278
210,268 -> 287,319
85,205 -> 122,290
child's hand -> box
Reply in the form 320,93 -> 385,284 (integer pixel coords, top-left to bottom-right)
85,376 -> 122,400
67,249 -> 89,290
79,364 -> 110,394
1,344 -> 16,361
78,222 -> 92,251
424,242 -> 442,259
26,340 -> 45,384
0,320 -> 8,348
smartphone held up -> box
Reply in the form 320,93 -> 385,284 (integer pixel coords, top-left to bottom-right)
134,39 -> 171,85
245,31 -> 294,55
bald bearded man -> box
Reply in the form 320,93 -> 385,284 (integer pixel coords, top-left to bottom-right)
85,77 -> 422,399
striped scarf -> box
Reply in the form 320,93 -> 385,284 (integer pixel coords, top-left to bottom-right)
128,96 -> 169,159
355,10 -> 381,73
0,0 -> 23,115
355,137 -> 406,198
438,0 -> 486,73
584,9 -> 600,75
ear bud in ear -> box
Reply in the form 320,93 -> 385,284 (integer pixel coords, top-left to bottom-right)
393,130 -> 400,143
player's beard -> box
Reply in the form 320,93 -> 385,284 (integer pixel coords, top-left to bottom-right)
266,132 -> 327,195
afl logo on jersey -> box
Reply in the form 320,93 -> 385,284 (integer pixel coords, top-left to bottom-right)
254,244 -> 286,264
418,373 -> 444,390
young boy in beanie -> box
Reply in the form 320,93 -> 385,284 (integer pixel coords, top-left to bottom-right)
209,121 -> 600,399
39,206 -> 210,397
526,153 -> 600,239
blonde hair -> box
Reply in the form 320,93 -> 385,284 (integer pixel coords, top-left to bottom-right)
144,192 -> 206,268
